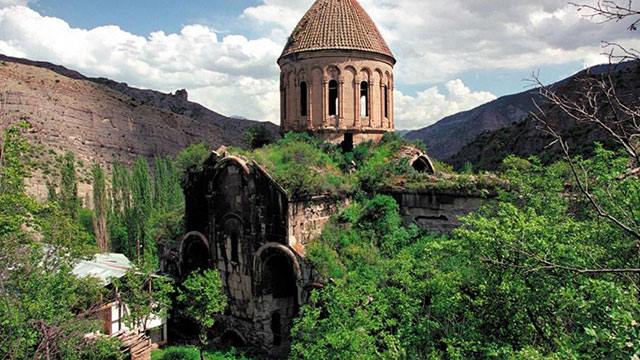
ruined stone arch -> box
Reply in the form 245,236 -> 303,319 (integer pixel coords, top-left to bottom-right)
411,155 -> 436,174
213,156 -> 251,176
179,231 -> 211,276
253,243 -> 302,298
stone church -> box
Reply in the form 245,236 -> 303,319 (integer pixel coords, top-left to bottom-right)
170,0 -> 475,357
278,0 -> 396,148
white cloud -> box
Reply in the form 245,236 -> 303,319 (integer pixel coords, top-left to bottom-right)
0,6 -> 283,123
395,80 -> 497,130
0,0 -> 29,8
1,1 -> 639,129
244,0 -> 640,83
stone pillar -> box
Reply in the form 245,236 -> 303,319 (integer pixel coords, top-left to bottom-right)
390,80 -> 395,129
338,76 -> 345,128
307,81 -> 313,129
380,81 -> 384,129
294,81 -> 300,130
367,81 -> 372,128
322,76 -> 329,128
280,86 -> 285,128
354,76 -> 361,128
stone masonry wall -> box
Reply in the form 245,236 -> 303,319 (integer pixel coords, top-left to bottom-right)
287,196 -> 350,255
386,190 -> 490,234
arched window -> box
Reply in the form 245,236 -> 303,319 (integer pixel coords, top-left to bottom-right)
282,89 -> 287,120
328,80 -> 339,117
300,82 -> 307,117
360,81 -> 369,118
230,233 -> 239,263
383,85 -> 389,119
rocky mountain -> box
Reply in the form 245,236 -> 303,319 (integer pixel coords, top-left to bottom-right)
404,63 -> 632,162
0,54 -> 279,199
448,62 -> 640,171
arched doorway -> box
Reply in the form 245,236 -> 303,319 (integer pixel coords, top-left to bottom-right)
254,244 -> 301,349
179,232 -> 210,276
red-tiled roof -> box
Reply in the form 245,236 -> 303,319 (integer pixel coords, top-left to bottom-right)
280,0 -> 394,60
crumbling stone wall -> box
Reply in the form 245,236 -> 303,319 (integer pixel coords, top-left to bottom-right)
386,189 -> 491,234
287,196 -> 349,255
178,154 -> 336,357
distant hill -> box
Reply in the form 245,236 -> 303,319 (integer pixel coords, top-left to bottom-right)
405,88 -> 540,160
405,62 -> 634,162
449,62 -> 640,171
0,54 -> 280,199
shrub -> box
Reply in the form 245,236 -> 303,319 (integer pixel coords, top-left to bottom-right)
160,346 -> 200,360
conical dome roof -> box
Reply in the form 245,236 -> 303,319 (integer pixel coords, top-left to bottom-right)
280,0 -> 394,61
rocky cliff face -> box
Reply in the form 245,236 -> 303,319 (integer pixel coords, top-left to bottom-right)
0,54 -> 280,199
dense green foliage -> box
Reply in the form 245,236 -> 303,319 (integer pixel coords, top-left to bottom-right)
114,261 -> 174,332
177,269 -> 228,358
152,346 -> 247,360
234,132 -> 354,197
292,146 -> 640,359
243,125 -> 275,149
0,123 -> 122,360
178,270 -> 228,357
109,155 -> 185,264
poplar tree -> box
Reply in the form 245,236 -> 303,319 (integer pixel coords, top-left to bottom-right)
131,157 -> 153,261
59,152 -> 79,219
91,164 -> 110,252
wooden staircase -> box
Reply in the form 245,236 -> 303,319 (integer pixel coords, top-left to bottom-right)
118,332 -> 152,360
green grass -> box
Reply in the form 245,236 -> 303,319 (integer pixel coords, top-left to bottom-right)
152,346 -> 249,360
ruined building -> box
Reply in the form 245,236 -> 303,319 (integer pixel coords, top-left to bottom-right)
170,0 -> 492,357
279,0 -> 396,147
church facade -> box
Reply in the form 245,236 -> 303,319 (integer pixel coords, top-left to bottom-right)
278,0 -> 396,147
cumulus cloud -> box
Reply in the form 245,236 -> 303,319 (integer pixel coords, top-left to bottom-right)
1,1 -> 638,129
395,80 -> 497,130
0,0 -> 29,8
244,0 -> 640,82
0,6 -> 283,122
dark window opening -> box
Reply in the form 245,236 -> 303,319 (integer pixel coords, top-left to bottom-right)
360,81 -> 369,118
412,156 -> 435,174
283,90 -> 287,120
182,239 -> 209,275
342,133 -> 354,153
262,254 -> 296,298
383,85 -> 389,118
271,312 -> 282,346
300,82 -> 307,117
328,80 -> 338,116
230,234 -> 239,263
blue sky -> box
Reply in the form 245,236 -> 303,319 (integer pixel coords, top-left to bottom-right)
1,0 -> 637,128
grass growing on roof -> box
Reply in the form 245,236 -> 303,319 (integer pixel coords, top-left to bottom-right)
231,132 -> 354,198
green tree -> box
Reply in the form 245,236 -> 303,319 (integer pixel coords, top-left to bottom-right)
59,152 -> 79,219
92,164 -> 110,252
0,123 -> 122,360
177,270 -> 227,360
243,125 -> 274,150
131,157 -> 153,261
176,143 -> 210,183
115,261 -> 174,333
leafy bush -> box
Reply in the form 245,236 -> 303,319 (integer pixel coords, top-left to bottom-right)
160,346 -> 200,360
237,132 -> 353,197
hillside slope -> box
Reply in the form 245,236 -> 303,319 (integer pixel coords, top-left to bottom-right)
449,62 -> 640,171
405,89 -> 540,160
0,54 -> 279,167
405,63 -> 629,161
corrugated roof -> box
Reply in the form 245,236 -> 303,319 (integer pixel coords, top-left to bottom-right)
72,253 -> 131,286
280,0 -> 394,60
